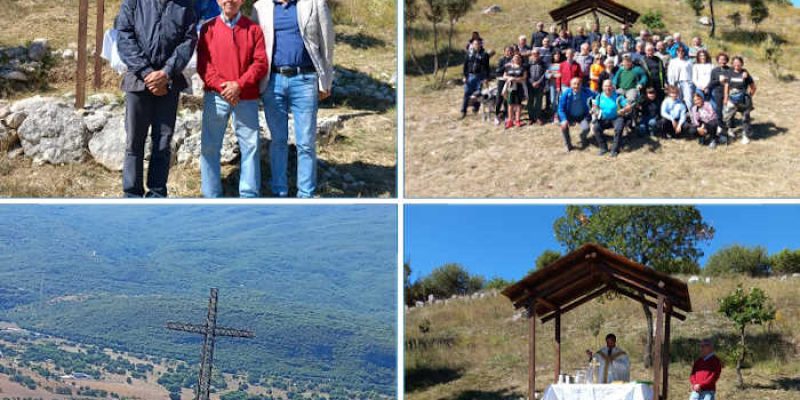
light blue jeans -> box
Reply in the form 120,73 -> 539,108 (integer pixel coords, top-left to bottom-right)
201,92 -> 261,198
690,390 -> 715,400
262,72 -> 319,198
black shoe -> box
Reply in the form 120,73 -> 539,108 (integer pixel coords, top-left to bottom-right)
566,144 -> 574,153
598,148 -> 608,156
610,150 -> 619,157
460,112 -> 467,120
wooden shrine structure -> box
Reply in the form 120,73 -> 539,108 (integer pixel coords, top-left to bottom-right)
502,244 -> 692,400
549,0 -> 640,30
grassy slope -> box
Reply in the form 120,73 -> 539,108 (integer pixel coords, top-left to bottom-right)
0,0 -> 397,198
405,277 -> 800,400
404,0 -> 800,198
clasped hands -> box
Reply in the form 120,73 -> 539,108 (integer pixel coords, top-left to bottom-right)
144,70 -> 169,96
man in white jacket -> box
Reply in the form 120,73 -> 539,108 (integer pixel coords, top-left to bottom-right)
252,0 -> 334,198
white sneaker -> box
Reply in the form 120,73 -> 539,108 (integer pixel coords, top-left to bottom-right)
494,117 -> 501,126
741,135 -> 750,145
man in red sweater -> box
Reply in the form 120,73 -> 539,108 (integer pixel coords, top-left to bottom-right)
197,0 -> 268,197
557,48 -> 583,93
690,338 -> 722,400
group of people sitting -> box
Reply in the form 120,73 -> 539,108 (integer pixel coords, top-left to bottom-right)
460,22 -> 757,156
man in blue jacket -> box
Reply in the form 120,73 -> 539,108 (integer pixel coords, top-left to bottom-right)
116,0 -> 197,198
558,77 -> 595,153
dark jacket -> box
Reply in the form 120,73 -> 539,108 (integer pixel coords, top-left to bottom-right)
643,55 -> 666,90
528,59 -> 547,89
531,30 -> 548,48
708,66 -> 732,96
463,48 -> 491,78
495,56 -> 512,79
116,0 -> 198,92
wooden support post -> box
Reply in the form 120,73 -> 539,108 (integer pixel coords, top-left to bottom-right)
76,0 -> 89,109
652,295 -> 665,400
662,306 -> 672,400
94,0 -> 105,89
529,301 -> 537,400
554,311 -> 561,383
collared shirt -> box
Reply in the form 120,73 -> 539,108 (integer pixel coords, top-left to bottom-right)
220,12 -> 241,28
703,352 -> 716,362
272,0 -> 314,68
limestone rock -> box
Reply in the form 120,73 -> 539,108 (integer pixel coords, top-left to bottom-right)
483,5 -> 501,14
88,115 -> 126,171
84,111 -> 111,133
17,102 -> 89,164
4,112 -> 27,129
28,39 -> 50,61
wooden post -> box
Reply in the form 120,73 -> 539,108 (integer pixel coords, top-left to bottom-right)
652,295 -> 665,400
662,305 -> 672,400
554,311 -> 561,383
529,301 -> 537,400
94,0 -> 106,89
76,0 -> 89,109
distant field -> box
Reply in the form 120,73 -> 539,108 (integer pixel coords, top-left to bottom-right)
405,276 -> 800,400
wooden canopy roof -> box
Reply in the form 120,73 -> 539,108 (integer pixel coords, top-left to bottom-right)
502,244 -> 691,323
549,0 -> 640,26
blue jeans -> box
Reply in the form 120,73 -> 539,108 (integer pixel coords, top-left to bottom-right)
690,391 -> 715,400
262,72 -> 319,198
461,74 -> 484,113
201,92 -> 261,198
638,115 -> 659,136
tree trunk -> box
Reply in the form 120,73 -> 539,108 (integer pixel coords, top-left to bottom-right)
431,20 -> 440,79
406,22 -> 427,76
440,20 -> 456,83
642,302 -> 654,368
737,326 -> 746,388
709,0 -> 716,37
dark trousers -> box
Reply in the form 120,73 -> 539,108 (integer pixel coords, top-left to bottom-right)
461,74 -> 484,113
593,117 -> 625,152
527,85 -> 545,122
687,120 -> 719,144
561,116 -> 590,148
123,89 -> 180,198
659,119 -> 692,138
495,79 -> 508,117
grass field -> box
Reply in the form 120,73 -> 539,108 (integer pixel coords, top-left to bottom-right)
0,0 -> 397,198
404,0 -> 800,198
405,276 -> 800,400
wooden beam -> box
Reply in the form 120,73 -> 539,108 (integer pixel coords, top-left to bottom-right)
554,311 -> 561,383
76,0 -> 89,109
663,306 -> 672,400
652,295 -> 665,400
541,286 -> 608,323
613,288 -> 687,321
94,0 -> 105,89
529,301 -> 537,400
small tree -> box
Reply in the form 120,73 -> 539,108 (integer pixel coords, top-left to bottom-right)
439,0 -> 478,83
704,245 -> 771,276
728,11 -> 742,30
640,11 -> 666,31
485,276 -> 512,290
423,0 -> 446,79
770,248 -> 800,274
749,0 -> 769,31
534,249 -> 562,272
718,285 -> 776,388
405,0 -> 427,76
687,0 -> 705,16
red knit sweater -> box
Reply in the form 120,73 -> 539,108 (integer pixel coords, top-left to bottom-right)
690,355 -> 722,392
197,15 -> 268,100
557,60 -> 583,88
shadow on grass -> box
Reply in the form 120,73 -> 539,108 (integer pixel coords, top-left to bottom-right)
405,366 -> 463,392
750,121 -> 788,141
336,32 -> 386,49
750,377 -> 800,391
671,331 -> 794,366
446,388 -> 525,400
405,47 -> 481,77
719,30 -> 787,46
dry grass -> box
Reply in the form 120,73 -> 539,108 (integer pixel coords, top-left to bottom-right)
0,0 -> 397,198
405,276 -> 800,400
404,0 -> 800,198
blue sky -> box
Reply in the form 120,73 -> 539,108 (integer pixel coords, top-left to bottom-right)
404,205 -> 800,281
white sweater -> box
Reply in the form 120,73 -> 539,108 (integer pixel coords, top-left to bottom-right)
692,63 -> 713,91
668,58 -> 693,85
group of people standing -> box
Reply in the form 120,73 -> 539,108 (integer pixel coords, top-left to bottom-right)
116,0 -> 334,198
461,22 -> 757,156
